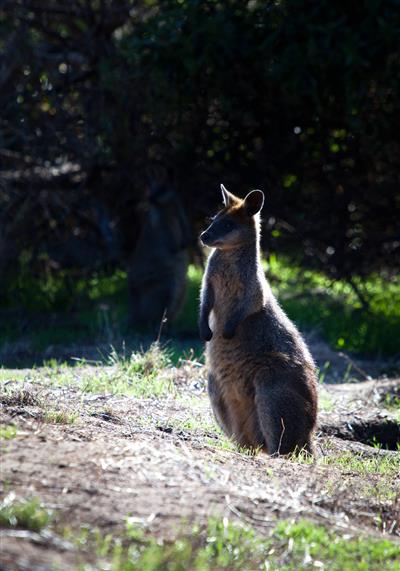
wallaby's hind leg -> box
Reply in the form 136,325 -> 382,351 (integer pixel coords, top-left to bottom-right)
254,380 -> 315,456
208,374 -> 233,437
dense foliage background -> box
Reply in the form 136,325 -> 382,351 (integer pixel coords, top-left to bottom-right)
1,0 -> 399,322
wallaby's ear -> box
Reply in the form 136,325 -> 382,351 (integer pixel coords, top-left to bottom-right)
244,190 -> 264,216
220,183 -> 236,207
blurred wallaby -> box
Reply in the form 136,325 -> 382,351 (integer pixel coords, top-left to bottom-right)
128,166 -> 190,330
199,185 -> 318,455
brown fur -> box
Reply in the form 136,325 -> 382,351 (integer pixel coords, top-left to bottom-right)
199,185 -> 318,455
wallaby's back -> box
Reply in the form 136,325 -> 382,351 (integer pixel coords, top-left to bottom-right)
199,185 -> 318,455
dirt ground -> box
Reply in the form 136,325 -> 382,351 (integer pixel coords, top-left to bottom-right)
0,339 -> 399,570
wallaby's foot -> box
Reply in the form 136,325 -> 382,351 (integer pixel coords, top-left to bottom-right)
265,435 -> 316,457
254,382 -> 316,458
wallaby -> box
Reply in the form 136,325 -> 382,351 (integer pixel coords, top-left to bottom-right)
128,166 -> 190,330
199,185 -> 318,455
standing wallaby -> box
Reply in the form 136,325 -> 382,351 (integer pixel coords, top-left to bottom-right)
128,166 -> 190,330
199,185 -> 318,455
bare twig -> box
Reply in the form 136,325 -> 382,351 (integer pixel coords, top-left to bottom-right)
277,417 -> 286,455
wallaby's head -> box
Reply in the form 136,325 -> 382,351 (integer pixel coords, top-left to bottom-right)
200,184 -> 264,250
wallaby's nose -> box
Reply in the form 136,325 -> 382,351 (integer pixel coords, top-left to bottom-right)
200,231 -> 208,245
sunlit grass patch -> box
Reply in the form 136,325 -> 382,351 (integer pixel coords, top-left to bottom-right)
319,388 -> 334,412
320,450 -> 400,477
383,393 -> 400,410
0,369 -> 29,383
204,433 -> 263,456
84,343 -> 174,398
38,343 -> 176,398
164,414 -> 218,434
64,517 -> 400,570
106,342 -> 172,377
382,393 -> 400,423
0,494 -> 52,532
272,519 -> 400,571
1,265 -> 128,313
360,482 -> 397,503
175,261 -> 400,357
0,424 -> 18,440
267,255 -> 400,357
122,517 -> 265,571
205,435 -> 237,453
43,410 -> 78,424
287,446 -> 400,477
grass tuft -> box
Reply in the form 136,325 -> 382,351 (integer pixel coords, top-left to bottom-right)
87,343 -> 175,397
272,519 -> 400,571
66,517 -> 400,570
0,494 -> 51,532
0,387 -> 41,407
43,410 -> 78,424
0,424 -> 18,440
321,450 -> 400,476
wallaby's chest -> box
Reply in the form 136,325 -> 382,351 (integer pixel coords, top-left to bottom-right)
212,262 -> 244,298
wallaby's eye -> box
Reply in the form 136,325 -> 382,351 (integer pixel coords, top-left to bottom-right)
224,220 -> 234,232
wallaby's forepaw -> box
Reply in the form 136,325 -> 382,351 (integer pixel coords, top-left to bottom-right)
199,323 -> 213,342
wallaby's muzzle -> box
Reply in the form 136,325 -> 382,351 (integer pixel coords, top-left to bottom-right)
200,230 -> 222,248
200,230 -> 213,247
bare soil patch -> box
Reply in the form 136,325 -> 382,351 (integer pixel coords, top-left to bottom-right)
0,353 -> 399,570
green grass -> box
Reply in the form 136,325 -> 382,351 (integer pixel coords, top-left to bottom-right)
382,394 -> 400,422
0,424 -> 18,440
267,255 -> 400,357
69,517 -> 400,570
322,451 -> 400,476
88,343 -> 174,397
0,370 -> 29,382
0,268 -> 129,356
1,495 -> 397,569
164,414 -> 219,434
0,344 -> 178,399
172,260 -> 400,357
0,495 -> 52,532
43,410 -> 78,424
383,394 -> 400,409
1,258 -> 399,358
360,482 -> 397,502
318,388 -> 334,412
1,261 -> 128,312
36,343 -> 176,398
271,519 -> 400,571
286,446 -> 400,477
